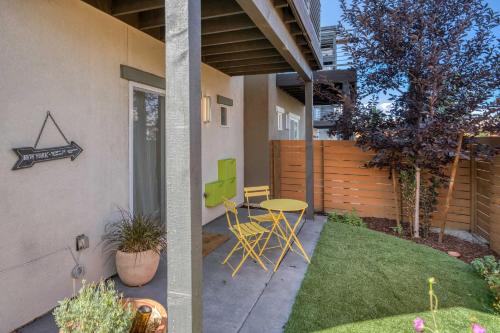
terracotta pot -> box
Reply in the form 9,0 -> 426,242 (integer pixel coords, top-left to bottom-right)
116,250 -> 160,287
125,298 -> 167,333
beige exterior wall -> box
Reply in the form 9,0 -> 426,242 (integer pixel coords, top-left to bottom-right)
269,84 -> 306,140
0,0 -> 243,331
201,66 -> 245,224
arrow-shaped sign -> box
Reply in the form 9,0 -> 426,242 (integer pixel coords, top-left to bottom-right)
12,141 -> 83,170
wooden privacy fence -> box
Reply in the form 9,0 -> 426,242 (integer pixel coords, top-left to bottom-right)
270,139 -> 500,251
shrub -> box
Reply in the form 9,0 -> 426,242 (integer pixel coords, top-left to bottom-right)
104,208 -> 167,254
54,280 -> 134,333
472,256 -> 500,279
327,210 -> 366,228
471,256 -> 500,314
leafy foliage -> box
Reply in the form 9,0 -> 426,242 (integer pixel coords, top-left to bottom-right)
54,280 -> 134,333
400,169 -> 416,236
471,256 -> 500,313
104,208 -> 167,253
339,0 -> 499,176
472,256 -> 500,279
420,176 -> 441,238
327,210 -> 366,228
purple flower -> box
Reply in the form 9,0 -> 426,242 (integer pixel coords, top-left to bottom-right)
413,317 -> 425,332
472,323 -> 486,333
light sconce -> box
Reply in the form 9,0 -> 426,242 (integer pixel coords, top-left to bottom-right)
202,95 -> 212,123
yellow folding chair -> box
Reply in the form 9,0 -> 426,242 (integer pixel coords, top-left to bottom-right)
222,200 -> 270,277
244,186 -> 275,224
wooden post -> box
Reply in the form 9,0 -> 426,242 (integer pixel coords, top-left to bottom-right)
470,144 -> 477,234
305,80 -> 315,219
272,141 -> 281,198
414,167 -> 420,238
391,166 -> 401,227
439,132 -> 464,243
165,1 -> 203,332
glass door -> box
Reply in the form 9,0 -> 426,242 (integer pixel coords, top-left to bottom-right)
129,83 -> 165,221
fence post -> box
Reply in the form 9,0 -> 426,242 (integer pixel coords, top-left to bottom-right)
272,141 -> 281,199
470,144 -> 477,233
321,140 -> 325,212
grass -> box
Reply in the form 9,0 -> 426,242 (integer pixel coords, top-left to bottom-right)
285,221 -> 500,333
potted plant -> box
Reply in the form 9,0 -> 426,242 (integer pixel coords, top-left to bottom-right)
104,209 -> 167,287
54,280 -> 134,333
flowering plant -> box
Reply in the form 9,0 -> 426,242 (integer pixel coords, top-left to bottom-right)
412,278 -> 487,333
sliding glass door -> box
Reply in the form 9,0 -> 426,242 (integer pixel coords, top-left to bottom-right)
130,84 -> 165,221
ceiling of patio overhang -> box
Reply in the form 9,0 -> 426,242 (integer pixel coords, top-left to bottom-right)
82,0 -> 322,76
277,69 -> 356,105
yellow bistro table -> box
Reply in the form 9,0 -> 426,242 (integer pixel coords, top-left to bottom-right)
260,199 -> 310,271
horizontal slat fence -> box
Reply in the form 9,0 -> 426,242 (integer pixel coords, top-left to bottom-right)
472,137 -> 500,252
271,139 -> 500,251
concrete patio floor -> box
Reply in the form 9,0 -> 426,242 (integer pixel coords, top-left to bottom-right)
18,210 -> 326,333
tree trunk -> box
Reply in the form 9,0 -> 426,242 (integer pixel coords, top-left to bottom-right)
414,167 -> 420,238
391,166 -> 401,228
439,132 -> 464,243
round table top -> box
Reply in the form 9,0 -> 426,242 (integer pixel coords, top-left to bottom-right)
260,199 -> 308,212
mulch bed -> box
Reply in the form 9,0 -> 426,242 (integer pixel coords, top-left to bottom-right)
363,217 -> 498,263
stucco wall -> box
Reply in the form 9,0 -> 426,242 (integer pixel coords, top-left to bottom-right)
269,84 -> 306,140
0,0 -> 243,331
201,66 -> 245,224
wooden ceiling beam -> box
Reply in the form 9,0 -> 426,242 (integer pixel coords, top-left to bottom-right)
202,39 -> 273,56
143,26 -> 165,41
274,0 -> 289,9
138,9 -> 164,31
236,0 -> 313,80
201,0 -> 244,20
225,65 -> 293,76
111,0 -> 164,17
202,14 -> 256,35
280,7 -> 296,24
212,56 -> 286,69
202,28 -> 265,47
202,49 -> 281,64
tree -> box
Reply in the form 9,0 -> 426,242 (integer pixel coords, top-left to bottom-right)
340,0 -> 499,239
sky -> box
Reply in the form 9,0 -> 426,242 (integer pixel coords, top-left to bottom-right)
320,0 -> 500,27
320,0 -> 500,107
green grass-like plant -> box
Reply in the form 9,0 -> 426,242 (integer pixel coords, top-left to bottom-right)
327,210 -> 366,228
285,223 -> 499,333
54,280 -> 134,333
104,208 -> 167,254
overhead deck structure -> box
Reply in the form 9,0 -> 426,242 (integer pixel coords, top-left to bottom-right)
81,1 -> 322,331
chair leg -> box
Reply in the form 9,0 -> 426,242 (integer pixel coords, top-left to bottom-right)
232,234 -> 268,277
222,240 -> 241,264
248,234 -> 267,271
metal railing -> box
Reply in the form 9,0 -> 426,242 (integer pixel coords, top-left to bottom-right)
320,26 -> 353,70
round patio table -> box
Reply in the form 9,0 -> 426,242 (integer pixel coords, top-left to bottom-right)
260,199 -> 310,271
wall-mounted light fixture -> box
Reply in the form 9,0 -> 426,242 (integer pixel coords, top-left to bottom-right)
202,95 -> 212,123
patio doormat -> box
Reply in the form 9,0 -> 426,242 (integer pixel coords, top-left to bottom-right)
203,232 -> 230,257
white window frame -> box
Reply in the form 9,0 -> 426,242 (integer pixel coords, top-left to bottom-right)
288,113 -> 301,139
219,104 -> 230,127
128,81 -> 165,213
276,106 -> 285,131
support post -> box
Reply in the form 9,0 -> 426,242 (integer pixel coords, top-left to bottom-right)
165,1 -> 202,332
305,80 -> 314,219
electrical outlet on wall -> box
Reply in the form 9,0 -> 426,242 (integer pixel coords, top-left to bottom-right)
76,234 -> 89,251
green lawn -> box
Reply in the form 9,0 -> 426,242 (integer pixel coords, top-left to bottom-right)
285,221 -> 499,333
